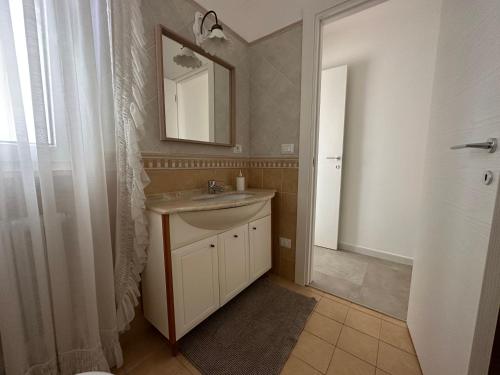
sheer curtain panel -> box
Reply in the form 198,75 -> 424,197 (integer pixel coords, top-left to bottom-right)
0,0 -> 124,373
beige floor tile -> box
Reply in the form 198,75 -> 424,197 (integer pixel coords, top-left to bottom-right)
320,292 -> 352,307
379,314 -> 407,328
177,354 -> 201,374
337,326 -> 379,366
292,330 -> 335,373
349,303 -> 383,319
377,342 -> 421,375
375,369 -> 391,375
128,350 -> 190,375
315,298 -> 349,323
345,308 -> 382,338
327,348 -> 375,375
120,327 -> 170,372
281,355 -> 322,375
269,275 -> 323,301
379,320 -> 415,354
305,312 -> 343,345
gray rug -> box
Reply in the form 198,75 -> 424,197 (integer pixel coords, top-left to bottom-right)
179,278 -> 317,375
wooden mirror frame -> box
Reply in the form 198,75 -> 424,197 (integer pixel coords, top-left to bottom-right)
156,24 -> 236,146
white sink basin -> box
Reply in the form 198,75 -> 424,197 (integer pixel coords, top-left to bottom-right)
192,192 -> 255,202
178,201 -> 266,230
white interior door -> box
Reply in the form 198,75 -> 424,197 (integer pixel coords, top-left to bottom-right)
314,65 -> 348,250
407,1 -> 500,374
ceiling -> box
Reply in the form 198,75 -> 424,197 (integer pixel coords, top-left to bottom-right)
192,0 -> 311,42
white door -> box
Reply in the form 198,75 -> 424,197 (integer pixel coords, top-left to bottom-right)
249,215 -> 272,281
407,1 -> 500,374
172,235 -> 219,338
218,224 -> 250,305
314,65 -> 348,250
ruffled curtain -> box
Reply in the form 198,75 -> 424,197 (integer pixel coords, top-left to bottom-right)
0,0 -> 149,373
109,0 -> 150,332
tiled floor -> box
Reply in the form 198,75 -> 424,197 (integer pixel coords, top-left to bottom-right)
311,246 -> 412,319
114,275 -> 421,375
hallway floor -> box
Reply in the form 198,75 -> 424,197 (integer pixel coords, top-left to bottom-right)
115,275 -> 421,375
311,247 -> 412,320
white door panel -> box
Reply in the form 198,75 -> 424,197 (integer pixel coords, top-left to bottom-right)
218,224 -> 250,305
172,235 -> 219,338
314,65 -> 348,250
249,216 -> 272,281
407,1 -> 500,374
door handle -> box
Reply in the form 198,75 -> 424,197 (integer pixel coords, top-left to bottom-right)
326,156 -> 342,160
450,138 -> 497,153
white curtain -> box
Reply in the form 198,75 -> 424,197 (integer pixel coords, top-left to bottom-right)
0,0 -> 148,373
109,0 -> 150,332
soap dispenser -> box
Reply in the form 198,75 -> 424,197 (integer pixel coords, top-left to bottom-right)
236,170 -> 245,192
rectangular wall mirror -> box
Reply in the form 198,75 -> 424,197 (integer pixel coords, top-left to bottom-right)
156,25 -> 235,146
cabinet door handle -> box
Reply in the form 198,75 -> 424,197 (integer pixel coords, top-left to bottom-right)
252,227 -> 257,230
210,244 -> 215,248
233,234 -> 238,238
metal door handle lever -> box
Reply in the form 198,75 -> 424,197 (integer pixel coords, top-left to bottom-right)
450,138 -> 497,153
326,156 -> 342,160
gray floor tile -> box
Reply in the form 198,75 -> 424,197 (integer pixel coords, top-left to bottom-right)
311,247 -> 412,320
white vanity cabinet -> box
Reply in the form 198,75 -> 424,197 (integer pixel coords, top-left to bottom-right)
172,235 -> 220,338
218,224 -> 250,305
142,196 -> 273,354
249,215 -> 272,282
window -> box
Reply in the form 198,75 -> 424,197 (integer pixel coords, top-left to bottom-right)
0,0 -> 54,145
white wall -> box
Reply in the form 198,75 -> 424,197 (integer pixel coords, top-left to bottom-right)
321,0 -> 441,261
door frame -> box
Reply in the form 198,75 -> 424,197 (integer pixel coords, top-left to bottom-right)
295,0 -> 387,286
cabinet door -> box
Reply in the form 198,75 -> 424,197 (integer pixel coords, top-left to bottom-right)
218,224 -> 250,305
172,235 -> 219,338
249,215 -> 272,281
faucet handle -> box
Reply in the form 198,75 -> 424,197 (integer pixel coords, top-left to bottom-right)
208,180 -> 225,193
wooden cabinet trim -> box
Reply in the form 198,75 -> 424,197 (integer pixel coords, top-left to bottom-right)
161,214 -> 178,355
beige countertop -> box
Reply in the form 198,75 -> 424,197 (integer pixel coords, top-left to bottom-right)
146,189 -> 276,215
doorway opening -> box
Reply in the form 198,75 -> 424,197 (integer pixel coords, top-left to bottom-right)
309,0 -> 441,320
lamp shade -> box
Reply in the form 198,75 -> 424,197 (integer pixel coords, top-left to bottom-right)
173,47 -> 202,69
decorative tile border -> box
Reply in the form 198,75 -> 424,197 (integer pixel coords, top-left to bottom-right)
142,153 -> 298,170
248,158 -> 298,169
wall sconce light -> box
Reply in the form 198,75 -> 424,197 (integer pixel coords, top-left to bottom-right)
193,10 -> 229,55
173,47 -> 202,69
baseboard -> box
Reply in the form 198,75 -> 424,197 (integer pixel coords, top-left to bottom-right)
338,242 -> 413,266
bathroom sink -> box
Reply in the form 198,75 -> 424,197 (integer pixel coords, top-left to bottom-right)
192,192 -> 255,202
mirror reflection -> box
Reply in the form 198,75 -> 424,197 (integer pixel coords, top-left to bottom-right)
160,33 -> 232,145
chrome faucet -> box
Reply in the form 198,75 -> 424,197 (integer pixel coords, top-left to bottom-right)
208,180 -> 225,194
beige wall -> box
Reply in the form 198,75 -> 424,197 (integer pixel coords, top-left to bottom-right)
249,23 -> 303,157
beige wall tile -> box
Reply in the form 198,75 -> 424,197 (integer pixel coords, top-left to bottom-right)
281,192 -> 297,216
247,168 -> 263,188
344,308 -> 382,338
292,331 -> 335,373
379,320 -> 415,354
337,326 -> 378,365
282,168 -> 298,193
279,258 -> 295,281
315,298 -> 349,323
281,355 -> 321,375
377,342 -> 421,375
263,168 -> 283,190
305,312 -> 342,345
327,348 -> 375,375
